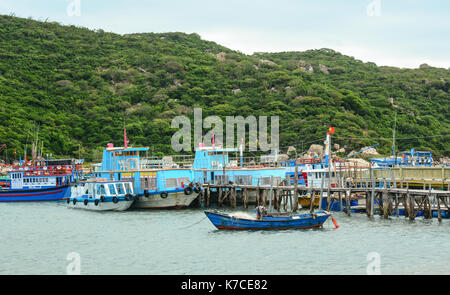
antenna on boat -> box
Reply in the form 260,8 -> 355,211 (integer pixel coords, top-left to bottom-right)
123,116 -> 129,149
326,127 -> 335,167
393,112 -> 397,166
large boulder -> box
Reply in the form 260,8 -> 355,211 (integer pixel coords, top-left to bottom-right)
361,146 -> 379,155
258,59 -> 277,68
307,144 -> 324,157
319,64 -> 329,74
277,154 -> 289,162
347,158 -> 370,167
232,89 -> 241,95
215,52 -> 226,61
298,60 -> 314,73
287,146 -> 297,156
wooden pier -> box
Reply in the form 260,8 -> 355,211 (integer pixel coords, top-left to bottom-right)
199,165 -> 450,222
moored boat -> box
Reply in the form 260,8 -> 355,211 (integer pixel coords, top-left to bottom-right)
204,207 -> 331,230
67,180 -> 135,211
0,169 -> 72,202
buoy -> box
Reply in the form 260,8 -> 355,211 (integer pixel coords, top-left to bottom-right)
332,216 -> 340,229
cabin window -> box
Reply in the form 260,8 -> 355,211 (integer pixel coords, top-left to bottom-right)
214,175 -> 229,185
108,184 -> 117,195
124,183 -> 133,194
166,178 -> 178,188
140,174 -> 157,190
96,184 -> 106,196
116,183 -> 125,195
261,177 -> 271,185
235,175 -> 252,185
141,177 -> 149,190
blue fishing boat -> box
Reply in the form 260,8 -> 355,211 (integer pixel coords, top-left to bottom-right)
0,171 -> 71,202
204,207 -> 331,230
371,149 -> 433,168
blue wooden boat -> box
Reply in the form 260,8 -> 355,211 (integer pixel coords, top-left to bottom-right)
0,185 -> 71,202
204,209 -> 331,230
0,169 -> 72,202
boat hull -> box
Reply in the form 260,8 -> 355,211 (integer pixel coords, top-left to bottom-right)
205,210 -> 331,230
133,191 -> 199,209
0,185 -> 71,202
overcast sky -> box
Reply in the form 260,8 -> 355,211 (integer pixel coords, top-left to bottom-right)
1,0 -> 449,68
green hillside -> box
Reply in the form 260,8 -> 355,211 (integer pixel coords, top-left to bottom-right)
0,15 -> 448,161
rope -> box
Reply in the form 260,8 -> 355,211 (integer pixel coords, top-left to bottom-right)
178,216 -> 208,229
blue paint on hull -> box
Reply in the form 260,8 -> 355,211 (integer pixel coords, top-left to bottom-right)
0,185 -> 71,202
205,210 -> 330,230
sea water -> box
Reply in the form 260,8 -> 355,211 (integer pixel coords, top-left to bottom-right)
0,202 -> 449,274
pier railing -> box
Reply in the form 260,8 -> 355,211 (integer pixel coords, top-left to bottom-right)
199,164 -> 450,222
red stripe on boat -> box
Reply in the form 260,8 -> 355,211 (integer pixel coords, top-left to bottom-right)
0,190 -> 63,197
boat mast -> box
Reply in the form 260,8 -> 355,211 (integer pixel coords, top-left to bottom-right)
393,112 -> 397,166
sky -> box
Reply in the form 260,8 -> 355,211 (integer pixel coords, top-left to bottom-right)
1,0 -> 449,68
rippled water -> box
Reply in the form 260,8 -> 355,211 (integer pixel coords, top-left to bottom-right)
0,202 -> 449,275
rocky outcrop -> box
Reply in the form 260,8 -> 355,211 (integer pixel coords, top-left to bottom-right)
215,52 -> 226,61
347,158 -> 370,167
307,144 -> 324,158
258,59 -> 277,68
336,148 -> 346,154
232,88 -> 241,95
388,97 -> 416,117
319,64 -> 329,74
277,154 -> 289,162
419,63 -> 431,69
298,61 -> 314,74
360,146 -> 379,155
287,146 -> 297,156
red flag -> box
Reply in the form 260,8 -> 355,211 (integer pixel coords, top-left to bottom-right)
328,127 -> 335,134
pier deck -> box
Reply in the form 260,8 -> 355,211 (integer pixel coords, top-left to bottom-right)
199,166 -> 450,222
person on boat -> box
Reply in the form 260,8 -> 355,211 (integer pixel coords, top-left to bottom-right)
255,206 -> 267,220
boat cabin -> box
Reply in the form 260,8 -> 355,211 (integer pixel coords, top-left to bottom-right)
8,171 -> 67,190
81,181 -> 134,199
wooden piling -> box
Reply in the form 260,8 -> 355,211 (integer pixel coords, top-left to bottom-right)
293,167 -> 299,212
318,172 -> 324,211
346,189 -> 351,216
370,164 -> 375,217
310,190 -> 316,213
218,187 -> 223,207
206,185 -> 210,208
437,195 -> 442,222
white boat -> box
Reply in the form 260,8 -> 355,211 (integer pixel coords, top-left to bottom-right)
67,180 -> 136,211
